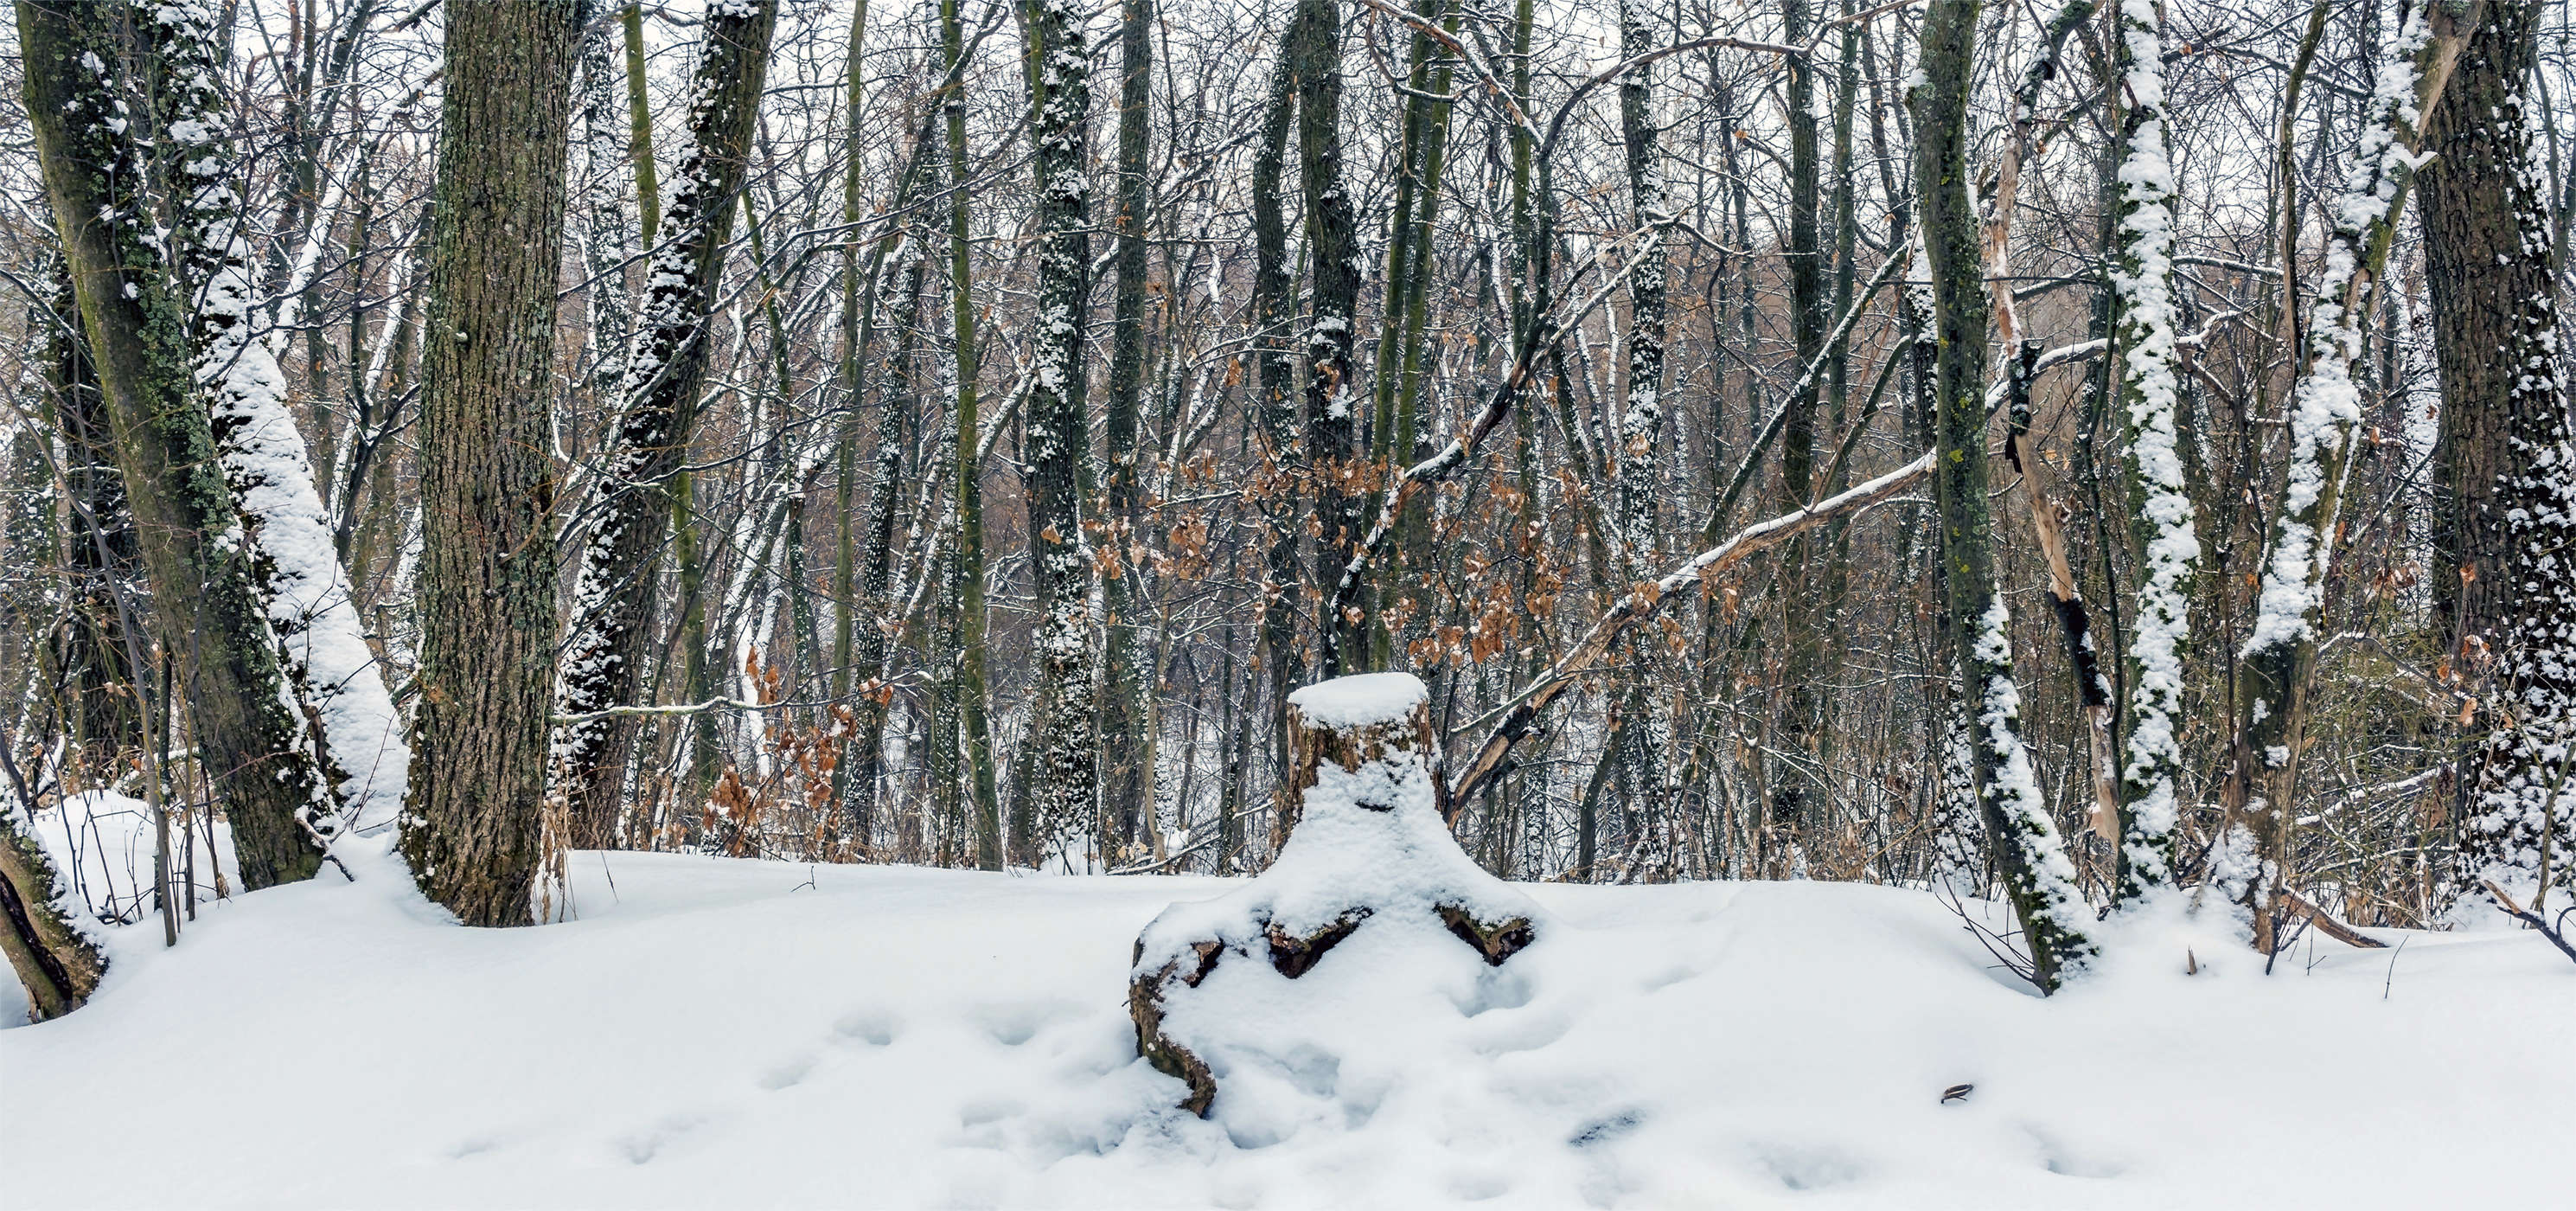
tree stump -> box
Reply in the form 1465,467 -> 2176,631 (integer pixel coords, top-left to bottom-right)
1272,671 -> 1439,849
1129,673 -> 1540,1116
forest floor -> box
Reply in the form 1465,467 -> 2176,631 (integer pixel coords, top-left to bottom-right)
3,837 -> 2568,1209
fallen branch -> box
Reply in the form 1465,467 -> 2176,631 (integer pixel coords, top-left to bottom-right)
2277,887 -> 2387,950
1441,332 -> 2108,811
2480,881 -> 2576,967
1448,453 -> 1931,810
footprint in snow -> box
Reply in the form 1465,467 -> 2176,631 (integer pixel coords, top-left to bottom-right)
1639,965 -> 1698,992
1447,968 -> 1536,1016
444,1135 -> 502,1161
1753,1143 -> 1865,1191
757,1053 -> 816,1090
615,1115 -> 702,1165
2024,1125 -> 2124,1178
970,999 -> 1079,1047
957,1095 -> 1024,1127
833,1007 -> 902,1047
1569,1109 -> 1645,1149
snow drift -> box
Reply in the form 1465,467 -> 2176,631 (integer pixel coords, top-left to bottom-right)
3,835 -> 2568,1209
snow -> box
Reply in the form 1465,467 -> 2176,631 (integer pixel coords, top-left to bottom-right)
4,849 -> 2567,1208
26,791 -> 240,930
1284,671 -> 1426,729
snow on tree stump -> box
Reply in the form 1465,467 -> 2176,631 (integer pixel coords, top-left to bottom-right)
1128,673 -> 1542,1117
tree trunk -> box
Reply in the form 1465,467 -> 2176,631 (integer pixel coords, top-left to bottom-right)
1022,0 -> 1102,865
1911,0 -> 2096,990
157,0 -> 413,836
2107,0 -> 2196,907
19,0 -> 331,890
400,0 -> 580,926
576,0 -> 637,410
1097,0 -> 1154,857
2425,0 -> 2576,904
40,261 -> 142,779
1138,674 -> 1536,1115
2233,4 -> 2474,952
553,0 -> 779,849
1774,0 -> 1826,843
1292,0 -> 1366,675
1,802 -> 105,1021
1250,40 -> 1303,850
941,0 -> 1005,869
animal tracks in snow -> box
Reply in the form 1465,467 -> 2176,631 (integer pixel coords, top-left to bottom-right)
831,1005 -> 903,1047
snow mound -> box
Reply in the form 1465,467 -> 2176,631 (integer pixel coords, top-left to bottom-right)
1134,674 -> 1542,1119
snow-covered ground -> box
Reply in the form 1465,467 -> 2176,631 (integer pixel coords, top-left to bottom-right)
3,843 -> 2567,1209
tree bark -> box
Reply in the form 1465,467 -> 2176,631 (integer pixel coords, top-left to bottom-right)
401,0 -> 580,926
1022,0 -> 1103,864
1292,0 -> 1367,675
940,0 -> 1006,869
2107,0 -> 2196,907
2425,0 -> 2576,902
1,800 -> 105,1021
19,0 -> 332,890
1098,0 -> 1156,857
1911,0 -> 2096,990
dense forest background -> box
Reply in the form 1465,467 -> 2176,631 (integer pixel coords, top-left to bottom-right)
5,0 -> 2574,1013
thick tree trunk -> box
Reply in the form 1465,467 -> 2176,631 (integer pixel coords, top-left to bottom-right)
401,0 -> 580,926
2425,0 -> 2576,904
19,0 -> 331,890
